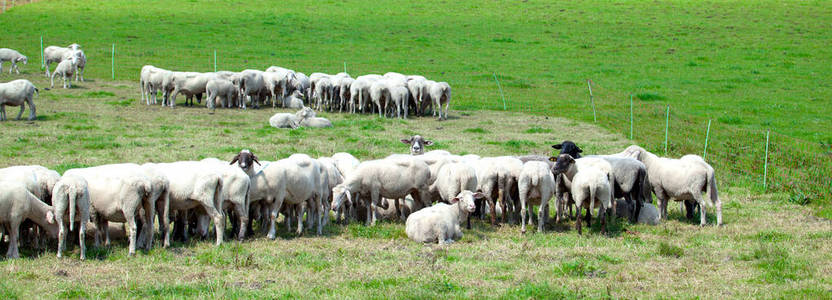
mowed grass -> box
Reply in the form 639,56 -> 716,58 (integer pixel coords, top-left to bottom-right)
0,76 -> 829,298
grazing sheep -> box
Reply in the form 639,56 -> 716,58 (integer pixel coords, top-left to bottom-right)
51,175 -> 91,259
331,152 -> 360,177
350,74 -> 382,113
64,166 -> 154,255
0,79 -> 37,121
330,156 -> 432,226
144,67 -> 173,105
294,72 -> 310,101
400,135 -> 434,155
405,190 -> 482,245
336,76 -> 354,113
617,145 -> 722,226
312,75 -> 333,111
234,70 -> 267,109
205,78 -> 238,109
517,161 -> 556,233
50,54 -> 79,89
0,182 -> 58,258
553,141 -> 652,222
0,48 -> 28,74
69,50 -> 86,82
42,44 -> 80,76
140,65 -> 162,105
473,156 -> 523,226
551,154 -> 612,235
317,157 -> 344,226
200,158 -> 251,240
170,72 -> 216,107
614,199 -> 660,225
406,77 -> 427,115
389,85 -> 410,119
144,161 -> 226,245
427,81 -> 451,120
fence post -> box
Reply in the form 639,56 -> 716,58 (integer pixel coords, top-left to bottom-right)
764,130 -> 770,191
111,43 -> 115,80
703,119 -> 711,159
3,0 -> 6,13
213,50 -> 217,72
664,105 -> 670,155
493,72 -> 506,110
629,94 -> 633,140
587,79 -> 596,122
39,35 -> 43,70
343,62 -> 347,74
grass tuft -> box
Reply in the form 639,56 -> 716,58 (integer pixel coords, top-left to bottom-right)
658,242 -> 684,258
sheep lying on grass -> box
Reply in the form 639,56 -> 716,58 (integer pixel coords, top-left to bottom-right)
614,199 -> 660,225
406,190 -> 482,245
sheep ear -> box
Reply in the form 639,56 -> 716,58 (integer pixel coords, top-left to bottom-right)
548,156 -> 557,162
451,197 -> 460,203
400,139 -> 411,144
424,140 -> 434,146
472,192 -> 485,199
577,148 -> 583,153
552,144 -> 563,149
229,154 -> 239,165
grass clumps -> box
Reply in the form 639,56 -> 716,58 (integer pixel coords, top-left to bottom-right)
658,242 -> 684,258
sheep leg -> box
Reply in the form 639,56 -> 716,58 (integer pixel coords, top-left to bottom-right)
79,218 -> 87,260
575,206 -> 583,235
125,210 -> 138,256
57,217 -> 66,258
599,205 -> 607,235
203,205 -> 224,246
6,222 -> 20,258
268,198 -> 282,240
296,201 -> 306,235
1,105 -> 6,121
538,198 -> 548,233
692,193 -> 707,226
520,192 -> 528,234
143,199 -> 156,250
236,204 -> 248,241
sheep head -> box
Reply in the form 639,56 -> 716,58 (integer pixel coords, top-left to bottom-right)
401,135 -> 433,155
552,140 -> 582,158
230,149 -> 260,171
330,185 -> 352,212
451,191 -> 482,213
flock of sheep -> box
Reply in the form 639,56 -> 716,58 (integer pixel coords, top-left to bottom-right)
0,134 -> 722,258
140,66 -> 452,120
0,43 -> 87,121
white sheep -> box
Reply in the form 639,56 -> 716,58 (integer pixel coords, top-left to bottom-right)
0,182 -> 58,258
42,43 -> 80,76
50,54 -> 79,89
200,158 -> 252,240
400,135 -> 434,155
63,166 -> 153,255
299,115 -> 333,128
405,190 -> 482,244
0,79 -> 38,121
269,107 -> 311,129
317,157 -> 344,226
617,145 -> 722,226
68,50 -> 86,82
0,165 -> 60,203
0,48 -> 28,74
205,78 -> 238,109
517,161 -> 556,233
551,154 -> 613,235
473,156 -> 523,225
350,74 -> 382,113
143,161 -> 226,245
51,174 -> 91,259
331,156 -> 432,226
430,162 -> 478,204
283,90 -> 305,109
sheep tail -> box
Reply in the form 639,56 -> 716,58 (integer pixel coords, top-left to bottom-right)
213,176 -> 224,211
640,168 -> 652,204
706,167 -> 718,208
68,184 -> 77,231
34,87 -> 40,97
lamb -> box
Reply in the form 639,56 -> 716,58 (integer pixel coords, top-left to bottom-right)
170,72 -> 215,107
50,54 -> 79,89
42,43 -> 80,76
330,156 -> 431,226
405,190 -> 482,245
400,135 -> 434,155
51,175 -> 91,259
317,157 -> 344,226
617,145 -> 722,226
0,182 -> 58,258
614,199 -> 660,225
427,81 -> 452,120
517,161 -> 556,233
551,154 -> 612,235
63,165 -> 154,255
283,90 -> 305,109
299,115 -> 333,128
69,50 -> 86,82
143,161 -> 226,245
205,78 -> 238,109
0,79 -> 37,121
269,107 -> 312,129
0,48 -> 28,74
200,158 -> 251,240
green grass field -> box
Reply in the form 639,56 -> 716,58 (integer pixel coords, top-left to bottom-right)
0,0 -> 831,298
